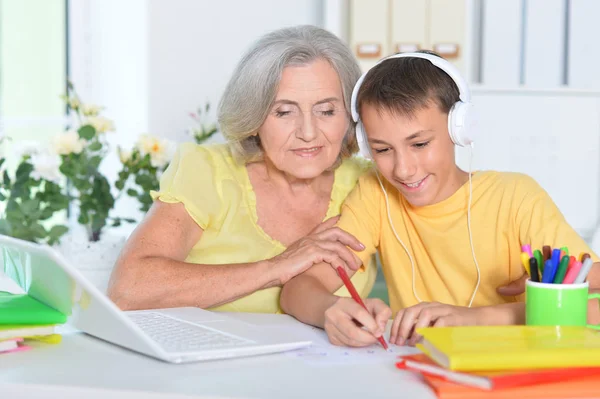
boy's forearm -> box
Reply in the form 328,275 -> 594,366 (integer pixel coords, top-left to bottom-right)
280,274 -> 340,328
477,302 -> 525,326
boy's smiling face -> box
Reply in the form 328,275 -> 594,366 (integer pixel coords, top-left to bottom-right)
361,102 -> 467,207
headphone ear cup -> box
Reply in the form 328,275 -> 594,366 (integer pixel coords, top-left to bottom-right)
448,102 -> 476,147
355,121 -> 372,160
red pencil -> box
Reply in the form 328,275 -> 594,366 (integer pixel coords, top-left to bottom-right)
335,266 -> 389,350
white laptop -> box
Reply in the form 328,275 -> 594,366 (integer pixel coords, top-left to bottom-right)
0,235 -> 311,363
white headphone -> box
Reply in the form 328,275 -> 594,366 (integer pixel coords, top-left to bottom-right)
351,52 -> 477,160
350,52 -> 481,307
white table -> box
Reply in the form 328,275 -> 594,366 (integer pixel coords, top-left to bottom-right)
0,313 -> 437,399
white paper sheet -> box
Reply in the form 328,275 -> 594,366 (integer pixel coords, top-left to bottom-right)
284,323 -> 421,366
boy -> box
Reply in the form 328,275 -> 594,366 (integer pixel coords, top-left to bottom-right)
279,51 -> 600,347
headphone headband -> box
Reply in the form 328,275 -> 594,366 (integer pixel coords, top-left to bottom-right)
350,52 -> 471,122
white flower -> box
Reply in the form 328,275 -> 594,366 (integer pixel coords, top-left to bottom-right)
68,97 -> 81,110
53,130 -> 86,155
15,140 -> 42,158
136,134 -> 175,168
30,152 -> 61,183
81,104 -> 103,117
117,147 -> 133,164
86,116 -> 115,133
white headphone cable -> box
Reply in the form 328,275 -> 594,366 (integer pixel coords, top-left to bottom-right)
466,143 -> 481,307
375,171 -> 424,303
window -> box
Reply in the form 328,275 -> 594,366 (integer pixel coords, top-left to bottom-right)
0,0 -> 67,151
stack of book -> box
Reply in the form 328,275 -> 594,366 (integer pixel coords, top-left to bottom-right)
0,292 -> 67,354
396,325 -> 600,398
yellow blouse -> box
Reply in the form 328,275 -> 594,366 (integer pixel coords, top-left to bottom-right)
150,143 -> 377,313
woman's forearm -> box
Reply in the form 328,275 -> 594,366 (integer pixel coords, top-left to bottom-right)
280,274 -> 339,328
108,257 -> 279,310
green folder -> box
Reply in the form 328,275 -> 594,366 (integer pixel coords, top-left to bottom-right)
0,292 -> 67,325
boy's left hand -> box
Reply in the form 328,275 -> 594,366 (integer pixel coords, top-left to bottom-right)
496,273 -> 528,296
389,302 -> 482,346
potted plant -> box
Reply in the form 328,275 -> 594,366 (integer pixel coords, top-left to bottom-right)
116,135 -> 175,213
0,138 -> 70,245
116,104 -> 218,213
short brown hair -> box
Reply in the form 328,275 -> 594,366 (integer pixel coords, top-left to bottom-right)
356,50 -> 460,118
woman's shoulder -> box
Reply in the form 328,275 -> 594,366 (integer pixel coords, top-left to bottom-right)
175,141 -> 229,162
174,142 -> 244,178
335,156 -> 374,188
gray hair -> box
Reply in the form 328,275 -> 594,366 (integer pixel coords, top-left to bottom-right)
218,25 -> 361,164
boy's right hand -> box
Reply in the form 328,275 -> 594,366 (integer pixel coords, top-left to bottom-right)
323,297 -> 392,347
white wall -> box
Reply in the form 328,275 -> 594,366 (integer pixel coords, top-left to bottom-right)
456,87 -> 600,241
71,0 -> 323,144
69,0 -> 324,227
69,0 -> 149,149
146,0 -> 323,143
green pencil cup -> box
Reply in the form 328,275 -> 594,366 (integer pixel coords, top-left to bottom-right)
526,280 -> 600,329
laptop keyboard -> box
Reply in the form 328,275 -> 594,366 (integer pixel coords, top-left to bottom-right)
128,312 -> 254,353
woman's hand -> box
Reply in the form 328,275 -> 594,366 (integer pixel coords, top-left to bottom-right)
324,297 -> 392,347
269,216 -> 365,286
389,302 -> 483,346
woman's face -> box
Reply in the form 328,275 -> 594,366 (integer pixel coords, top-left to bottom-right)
258,59 -> 349,179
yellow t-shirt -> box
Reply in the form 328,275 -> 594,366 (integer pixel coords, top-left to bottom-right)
151,143 -> 377,313
338,170 -> 598,312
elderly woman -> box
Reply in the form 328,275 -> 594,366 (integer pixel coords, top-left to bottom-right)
108,25 -> 377,313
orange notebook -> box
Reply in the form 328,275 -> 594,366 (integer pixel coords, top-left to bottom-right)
423,374 -> 600,399
397,354 -> 600,390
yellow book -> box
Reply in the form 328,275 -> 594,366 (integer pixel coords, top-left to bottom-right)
416,325 -> 600,372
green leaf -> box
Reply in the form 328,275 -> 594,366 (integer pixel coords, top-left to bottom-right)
15,162 -> 33,182
127,188 -> 138,197
31,223 -> 47,239
47,225 -> 69,245
78,213 -> 89,225
3,170 -> 10,187
39,207 -> 55,220
78,125 -> 96,140
134,174 -> 153,188
6,201 -> 24,219
22,199 -> 40,215
0,219 -> 11,235
88,141 -> 102,152
59,162 -> 75,178
89,156 -> 102,169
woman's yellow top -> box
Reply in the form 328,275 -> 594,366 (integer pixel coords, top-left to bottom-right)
150,143 -> 377,313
